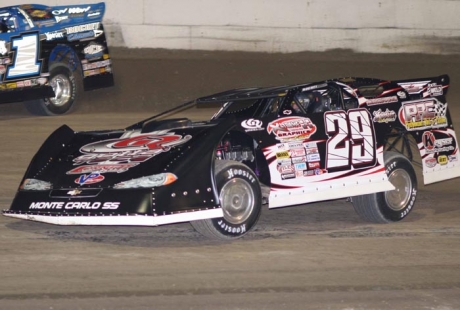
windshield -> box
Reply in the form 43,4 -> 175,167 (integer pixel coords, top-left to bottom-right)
211,99 -> 261,120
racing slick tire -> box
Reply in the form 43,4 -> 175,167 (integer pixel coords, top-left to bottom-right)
352,151 -> 417,223
24,62 -> 82,116
191,160 -> 262,240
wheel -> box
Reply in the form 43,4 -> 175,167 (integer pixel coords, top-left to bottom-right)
191,160 -> 262,239
352,151 -> 417,223
24,62 -> 82,116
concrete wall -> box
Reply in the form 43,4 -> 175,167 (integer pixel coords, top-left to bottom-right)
3,0 -> 460,54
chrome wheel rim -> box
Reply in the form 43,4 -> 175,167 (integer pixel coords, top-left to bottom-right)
385,168 -> 412,211
49,74 -> 71,107
219,179 -> 255,224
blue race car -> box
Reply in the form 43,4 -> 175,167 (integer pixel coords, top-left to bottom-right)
0,3 -> 114,115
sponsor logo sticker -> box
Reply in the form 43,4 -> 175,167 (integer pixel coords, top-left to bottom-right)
241,118 -> 263,132
75,173 -> 105,185
438,155 -> 448,165
267,117 -> 317,142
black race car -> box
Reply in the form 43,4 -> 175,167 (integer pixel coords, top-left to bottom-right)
3,75 -> 460,239
0,3 -> 113,115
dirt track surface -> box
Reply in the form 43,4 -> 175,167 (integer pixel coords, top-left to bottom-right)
1,49 -> 460,310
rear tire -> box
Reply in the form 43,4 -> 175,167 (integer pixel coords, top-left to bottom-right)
352,151 -> 417,223
24,62 -> 82,116
191,160 -> 262,240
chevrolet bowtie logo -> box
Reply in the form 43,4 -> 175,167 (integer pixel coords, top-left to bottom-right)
67,189 -> 82,196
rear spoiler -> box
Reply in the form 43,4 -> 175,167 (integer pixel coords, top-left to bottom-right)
394,74 -> 449,96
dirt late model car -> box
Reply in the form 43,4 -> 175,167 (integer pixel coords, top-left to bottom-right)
3,74 -> 460,239
0,2 -> 114,115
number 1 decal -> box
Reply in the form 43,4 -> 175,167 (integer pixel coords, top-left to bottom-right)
6,33 -> 41,79
325,109 -> 376,171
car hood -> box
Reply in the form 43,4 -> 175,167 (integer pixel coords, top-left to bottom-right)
22,121 -> 218,189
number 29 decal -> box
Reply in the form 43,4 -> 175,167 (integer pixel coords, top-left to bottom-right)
325,109 -> 376,171
2,32 -> 41,80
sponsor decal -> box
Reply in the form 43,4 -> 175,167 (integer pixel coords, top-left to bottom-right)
281,172 -> 296,180
422,131 -> 454,154
372,108 -> 397,123
69,132 -> 192,174
83,42 -> 105,59
397,91 -> 407,99
267,117 -> 317,142
68,164 -> 137,174
294,162 -> 307,171
83,67 -> 107,77
314,168 -> 325,175
365,96 -> 398,106
449,154 -> 458,162
53,8 -> 68,15
29,201 -> 119,210
55,15 -> 69,23
307,153 -> 321,162
276,151 -> 290,159
66,22 -> 100,34
398,81 -> 430,94
53,6 -> 90,15
308,161 -> 320,169
288,142 -> 303,149
276,143 -> 288,150
68,6 -> 91,14
278,164 -> 295,174
438,155 -> 448,165
241,118 -> 263,132
277,158 -> 292,165
67,29 -> 103,41
291,156 -> 306,164
399,99 -> 448,131
301,83 -> 327,92
75,173 -> 105,185
87,12 -> 101,17
290,148 -> 305,157
44,31 -> 65,41
424,157 -> 437,168
428,83 -> 443,96
282,110 -> 292,115
82,59 -> 111,71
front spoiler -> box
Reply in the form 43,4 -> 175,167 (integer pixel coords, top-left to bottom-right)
3,208 -> 223,226
4,187 -> 223,226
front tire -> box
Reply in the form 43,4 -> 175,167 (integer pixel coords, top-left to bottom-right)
24,62 -> 82,116
352,151 -> 417,223
191,160 -> 262,240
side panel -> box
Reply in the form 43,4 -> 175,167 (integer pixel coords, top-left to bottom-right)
238,107 -> 394,209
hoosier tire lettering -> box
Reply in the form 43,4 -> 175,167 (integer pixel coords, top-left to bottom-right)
352,151 -> 418,223
191,160 -> 262,240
